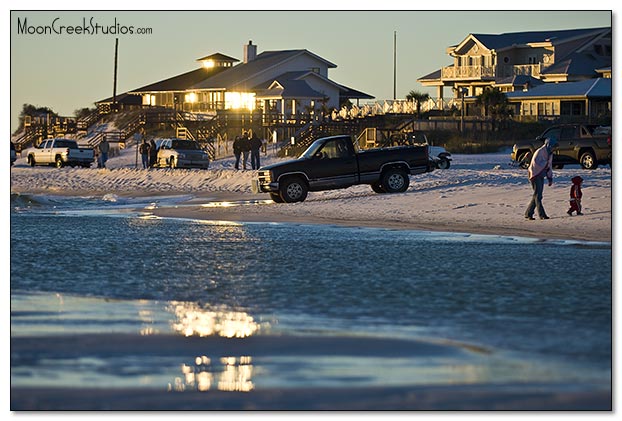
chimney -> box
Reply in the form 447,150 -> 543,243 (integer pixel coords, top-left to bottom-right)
244,40 -> 257,64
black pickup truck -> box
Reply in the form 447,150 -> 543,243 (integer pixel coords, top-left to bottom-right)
252,135 -> 434,203
511,124 -> 611,170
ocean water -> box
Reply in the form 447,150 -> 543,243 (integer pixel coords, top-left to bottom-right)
10,194 -> 612,399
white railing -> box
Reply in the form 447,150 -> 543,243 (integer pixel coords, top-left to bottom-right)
331,98 -> 460,120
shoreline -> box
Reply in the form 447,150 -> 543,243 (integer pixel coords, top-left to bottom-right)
10,187 -> 612,243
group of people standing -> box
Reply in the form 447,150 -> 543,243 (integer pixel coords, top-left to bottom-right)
233,131 -> 263,170
138,136 -> 159,169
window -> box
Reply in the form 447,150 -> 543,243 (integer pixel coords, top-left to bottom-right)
310,67 -> 320,73
320,139 -> 351,159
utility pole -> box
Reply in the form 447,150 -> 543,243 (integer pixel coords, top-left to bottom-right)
393,31 -> 397,100
113,38 -> 119,112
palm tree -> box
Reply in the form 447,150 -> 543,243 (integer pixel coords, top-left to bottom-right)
475,87 -> 512,131
406,90 -> 430,118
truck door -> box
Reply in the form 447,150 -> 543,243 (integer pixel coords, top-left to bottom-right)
308,138 -> 358,188
40,140 -> 53,163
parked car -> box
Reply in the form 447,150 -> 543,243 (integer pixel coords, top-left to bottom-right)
252,134 -> 434,203
155,138 -> 210,169
386,131 -> 452,169
511,124 -> 611,170
26,138 -> 94,168
428,145 -> 452,169
10,142 -> 16,166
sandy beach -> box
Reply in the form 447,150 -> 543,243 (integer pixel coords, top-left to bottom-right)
9,150 -> 613,243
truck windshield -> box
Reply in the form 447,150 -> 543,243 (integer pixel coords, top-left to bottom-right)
298,139 -> 325,159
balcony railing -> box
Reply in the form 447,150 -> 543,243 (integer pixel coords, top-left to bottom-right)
442,65 -> 495,80
441,63 -> 542,80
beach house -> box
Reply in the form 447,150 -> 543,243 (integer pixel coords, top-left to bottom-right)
418,26 -> 611,120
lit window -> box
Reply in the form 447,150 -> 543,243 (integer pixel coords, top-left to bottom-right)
225,92 -> 256,111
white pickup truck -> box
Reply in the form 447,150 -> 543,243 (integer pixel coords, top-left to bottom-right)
26,138 -> 95,168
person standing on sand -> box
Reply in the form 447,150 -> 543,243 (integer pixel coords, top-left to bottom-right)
98,136 -> 110,168
139,138 -> 150,169
149,139 -> 158,168
525,137 -> 558,220
240,131 -> 251,170
567,175 -> 584,216
233,135 -> 243,170
250,132 -> 262,170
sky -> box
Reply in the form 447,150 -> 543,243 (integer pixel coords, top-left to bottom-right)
8,7 -> 613,133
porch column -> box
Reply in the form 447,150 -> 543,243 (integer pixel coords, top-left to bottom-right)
436,86 -> 444,110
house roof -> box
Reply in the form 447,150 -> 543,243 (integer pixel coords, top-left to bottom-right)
191,49 -> 337,91
337,83 -> 374,100
417,68 -> 442,82
196,52 -> 239,63
96,92 -> 143,105
129,67 -> 227,93
469,27 -> 610,51
505,77 -> 611,99
257,79 -> 326,99
541,52 -> 611,77
494,75 -> 544,87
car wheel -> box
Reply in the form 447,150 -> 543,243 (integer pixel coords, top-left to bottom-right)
169,156 -> 176,169
55,157 -> 64,168
381,168 -> 409,193
28,155 -> 36,167
270,192 -> 284,203
580,151 -> 598,170
371,181 -> 386,193
436,158 -> 451,169
518,151 -> 532,169
279,176 -> 308,203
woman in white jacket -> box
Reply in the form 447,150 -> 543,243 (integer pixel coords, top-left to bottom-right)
524,137 -> 558,220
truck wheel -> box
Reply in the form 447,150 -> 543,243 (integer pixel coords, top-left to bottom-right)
580,151 -> 598,170
381,168 -> 409,193
370,181 -> 386,193
270,192 -> 284,203
518,151 -> 532,169
437,158 -> 451,169
279,176 -> 308,203
55,156 -> 64,168
28,155 -> 36,167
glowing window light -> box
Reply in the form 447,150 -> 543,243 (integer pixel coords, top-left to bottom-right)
185,92 -> 198,103
203,60 -> 215,68
225,92 -> 256,111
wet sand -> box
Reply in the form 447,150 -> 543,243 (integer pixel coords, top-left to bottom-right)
148,191 -> 612,243
10,333 -> 611,410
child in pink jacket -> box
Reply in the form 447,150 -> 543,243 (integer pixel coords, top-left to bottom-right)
567,176 -> 584,216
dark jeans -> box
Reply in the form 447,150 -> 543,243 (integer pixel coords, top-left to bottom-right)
251,149 -> 261,170
242,151 -> 249,169
525,177 -> 547,218
141,154 -> 149,169
234,152 -> 241,169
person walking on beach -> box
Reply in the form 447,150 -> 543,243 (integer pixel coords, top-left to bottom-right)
525,137 -> 558,220
98,135 -> 110,168
233,135 -> 243,170
139,138 -> 150,169
149,139 -> 158,168
250,132 -> 262,170
567,176 -> 584,216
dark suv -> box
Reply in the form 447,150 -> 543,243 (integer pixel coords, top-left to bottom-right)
511,124 -> 611,170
